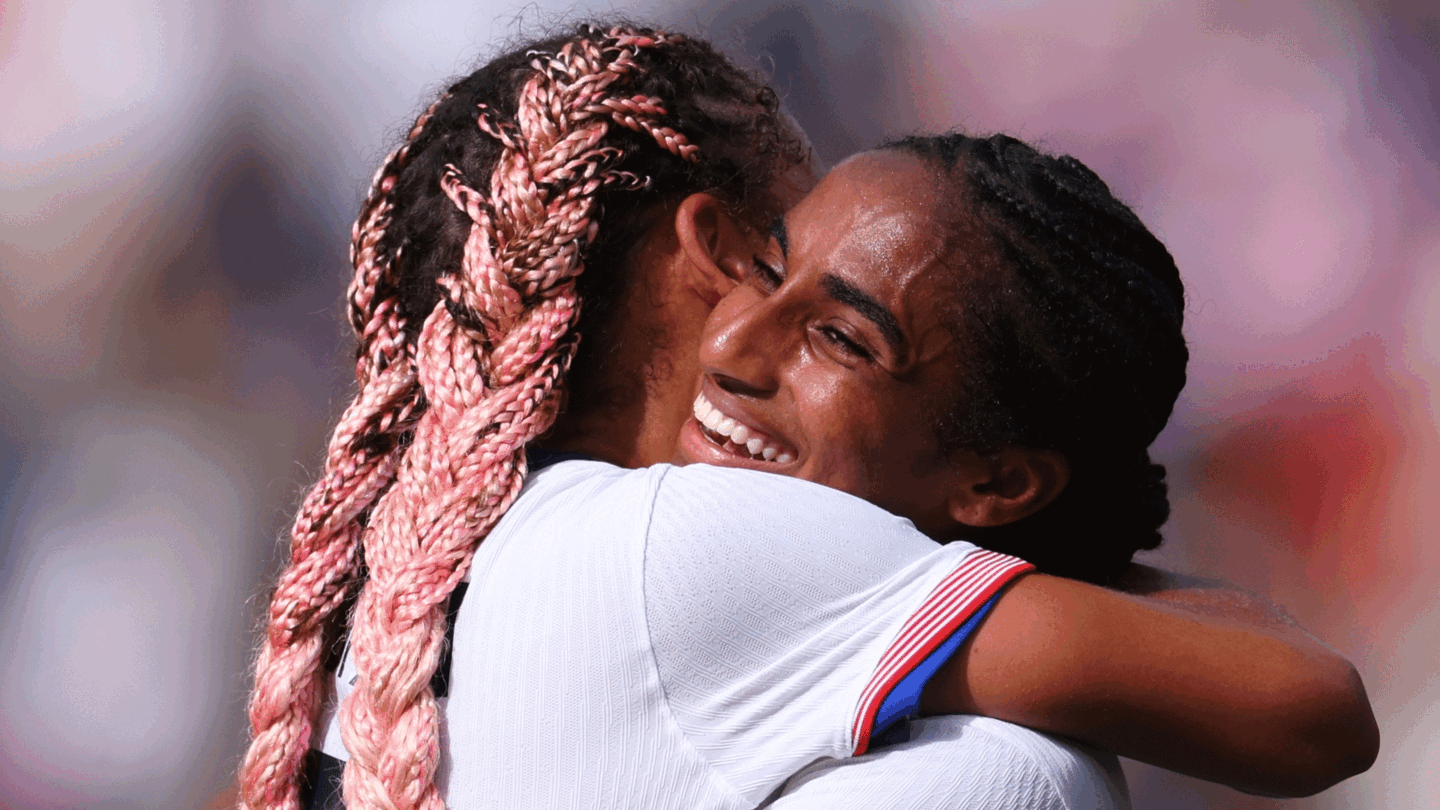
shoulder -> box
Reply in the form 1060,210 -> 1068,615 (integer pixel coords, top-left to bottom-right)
648,463 -> 940,565
913,716 -> 1131,810
640,466 -> 986,802
533,461 -> 923,538
771,715 -> 1128,810
473,458 -> 670,562
504,458 -> 665,521
654,462 -> 894,515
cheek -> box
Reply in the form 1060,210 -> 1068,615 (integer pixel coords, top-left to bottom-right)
805,391 -> 895,488
796,370 -> 864,436
858,395 -> 949,482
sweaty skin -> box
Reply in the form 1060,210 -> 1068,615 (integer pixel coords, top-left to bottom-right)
676,150 -> 1060,537
607,151 -> 1376,797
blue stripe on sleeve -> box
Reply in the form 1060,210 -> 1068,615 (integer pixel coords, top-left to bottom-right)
867,592 -> 1002,749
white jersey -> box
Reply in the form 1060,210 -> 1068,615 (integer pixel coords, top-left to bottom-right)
314,459 -> 1035,809
767,715 -> 1131,810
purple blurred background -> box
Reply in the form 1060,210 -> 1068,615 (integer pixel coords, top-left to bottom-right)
1,1 -> 1435,807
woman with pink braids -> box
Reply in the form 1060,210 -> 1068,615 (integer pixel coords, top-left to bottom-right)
233,23 -> 1375,810
240,27 -> 816,810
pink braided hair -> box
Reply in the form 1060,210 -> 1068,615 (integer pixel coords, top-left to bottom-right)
239,26 -> 696,810
240,95 -> 444,810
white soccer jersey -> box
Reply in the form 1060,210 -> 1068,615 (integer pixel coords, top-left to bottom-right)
312,459 -> 1034,809
767,715 -> 1131,810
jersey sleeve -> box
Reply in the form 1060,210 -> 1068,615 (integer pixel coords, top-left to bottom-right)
643,464 -> 1032,802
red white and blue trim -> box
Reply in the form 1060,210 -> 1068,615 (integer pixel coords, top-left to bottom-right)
851,549 -> 1034,755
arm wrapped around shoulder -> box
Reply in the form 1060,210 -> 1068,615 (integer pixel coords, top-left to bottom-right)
920,572 -> 1379,798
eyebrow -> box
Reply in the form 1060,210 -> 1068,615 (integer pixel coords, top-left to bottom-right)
770,217 -> 789,256
820,274 -> 906,357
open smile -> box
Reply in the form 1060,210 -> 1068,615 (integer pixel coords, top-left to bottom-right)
691,393 -> 796,464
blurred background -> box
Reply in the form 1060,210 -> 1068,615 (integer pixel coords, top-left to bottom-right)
1,0 -> 1435,807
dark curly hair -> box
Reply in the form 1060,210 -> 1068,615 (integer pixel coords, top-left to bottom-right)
884,132 -> 1189,584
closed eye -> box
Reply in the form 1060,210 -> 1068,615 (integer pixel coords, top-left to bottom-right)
817,325 -> 873,362
750,256 -> 783,291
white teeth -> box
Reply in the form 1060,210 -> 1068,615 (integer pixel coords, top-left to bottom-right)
692,393 -> 794,464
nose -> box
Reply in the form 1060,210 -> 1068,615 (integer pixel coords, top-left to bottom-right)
698,284 -> 789,398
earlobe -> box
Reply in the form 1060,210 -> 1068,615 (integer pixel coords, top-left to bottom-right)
673,193 -> 754,307
946,448 -> 1071,528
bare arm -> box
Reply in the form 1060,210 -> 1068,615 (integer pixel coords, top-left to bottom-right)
921,569 -> 1379,798
1111,562 -> 1377,796
1109,562 -> 1311,633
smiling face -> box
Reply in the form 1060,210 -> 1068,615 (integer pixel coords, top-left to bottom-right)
674,150 -> 996,536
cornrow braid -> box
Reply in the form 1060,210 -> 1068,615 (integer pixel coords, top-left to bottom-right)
883,132 -> 1189,584
241,21 -> 807,810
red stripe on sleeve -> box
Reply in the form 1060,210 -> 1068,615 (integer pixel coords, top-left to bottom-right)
850,549 -> 1034,754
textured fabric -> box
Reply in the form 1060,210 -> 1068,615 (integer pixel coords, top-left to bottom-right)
312,459 -> 1032,809
646,466 -> 1030,800
765,715 -> 1131,810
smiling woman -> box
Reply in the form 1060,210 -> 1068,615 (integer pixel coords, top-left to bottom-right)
679,149 -> 1041,540
680,136 -> 1185,584
666,135 -> 1375,797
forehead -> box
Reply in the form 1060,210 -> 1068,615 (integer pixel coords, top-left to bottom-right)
785,152 -> 965,340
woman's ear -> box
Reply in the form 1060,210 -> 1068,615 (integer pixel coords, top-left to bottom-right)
673,193 -> 756,307
945,447 -> 1070,528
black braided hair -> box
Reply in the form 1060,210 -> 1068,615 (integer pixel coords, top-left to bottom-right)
883,132 -> 1189,584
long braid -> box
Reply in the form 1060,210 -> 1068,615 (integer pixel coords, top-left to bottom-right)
336,28 -> 696,810
241,22 -> 805,809
240,97 -> 448,810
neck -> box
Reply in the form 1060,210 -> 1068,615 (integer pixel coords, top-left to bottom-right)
544,319 -> 701,468
546,377 -> 695,468
542,220 -> 706,469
